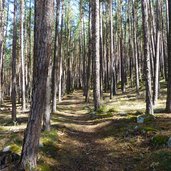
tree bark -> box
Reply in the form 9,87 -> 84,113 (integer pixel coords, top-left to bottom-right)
109,0 -> 115,99
52,0 -> 60,113
20,0 -> 26,111
19,0 -> 54,169
12,0 -> 17,122
58,0 -> 64,103
91,0 -> 101,111
43,61 -> 52,131
166,0 -> 171,113
141,0 -> 154,115
0,0 -> 5,104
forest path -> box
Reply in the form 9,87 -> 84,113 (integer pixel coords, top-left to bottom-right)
51,90 -> 143,171
52,90 -> 111,171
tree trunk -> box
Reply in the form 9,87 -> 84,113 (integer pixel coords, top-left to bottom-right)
141,0 -> 154,115
91,0 -> 101,111
109,0 -> 115,99
153,32 -> 160,105
12,0 -> 17,122
0,0 -> 5,105
166,0 -> 171,113
19,0 -> 54,169
85,2 -> 91,102
132,0 -> 140,95
52,0 -> 60,113
20,0 -> 26,111
58,0 -> 64,103
43,62 -> 52,131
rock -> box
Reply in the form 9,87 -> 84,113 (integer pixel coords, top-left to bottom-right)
3,146 -> 11,153
119,112 -> 127,116
137,114 -> 155,124
137,116 -> 144,124
134,126 -> 139,130
167,137 -> 171,148
91,111 -> 96,115
3,145 -> 21,155
39,142 -> 44,148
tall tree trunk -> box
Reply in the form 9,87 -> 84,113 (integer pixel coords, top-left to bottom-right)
58,0 -> 64,103
27,0 -> 32,103
0,0 -> 5,104
19,0 -> 54,169
166,0 -> 171,113
142,0 -> 154,115
91,0 -> 101,111
153,32 -> 160,105
109,0 -> 114,99
52,0 -> 60,113
20,0 -> 26,111
12,0 -> 17,122
132,0 -> 140,95
85,2 -> 91,102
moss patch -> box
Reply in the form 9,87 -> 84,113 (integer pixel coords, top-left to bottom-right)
151,135 -> 169,147
40,129 -> 58,157
37,164 -> 52,171
141,126 -> 158,133
10,144 -> 21,154
96,105 -> 108,114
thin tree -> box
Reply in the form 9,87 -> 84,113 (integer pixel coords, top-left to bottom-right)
132,0 -> 140,95
166,0 -> 171,113
20,0 -> 26,111
0,0 -> 5,104
91,0 -> 101,110
141,0 -> 154,115
12,0 -> 17,122
109,0 -> 115,99
58,0 -> 64,103
52,0 -> 60,113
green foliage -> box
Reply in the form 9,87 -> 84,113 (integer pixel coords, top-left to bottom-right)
38,164 -> 51,171
40,130 -> 58,157
151,135 -> 169,147
10,144 -> 21,154
41,129 -> 58,146
88,105 -> 115,119
108,108 -> 118,113
96,105 -> 108,114
128,116 -> 137,122
135,111 -> 144,115
141,126 -> 157,133
137,114 -> 155,123
97,113 -> 113,119
144,114 -> 155,123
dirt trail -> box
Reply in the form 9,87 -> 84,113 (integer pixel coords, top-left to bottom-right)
52,91 -> 139,171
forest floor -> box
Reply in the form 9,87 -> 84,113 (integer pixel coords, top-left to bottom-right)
0,82 -> 171,171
